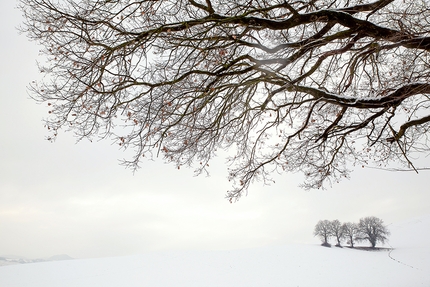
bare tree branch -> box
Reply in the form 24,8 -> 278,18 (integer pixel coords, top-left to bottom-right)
19,0 -> 430,200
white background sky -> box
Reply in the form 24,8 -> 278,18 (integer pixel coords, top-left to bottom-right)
1,0 -> 429,259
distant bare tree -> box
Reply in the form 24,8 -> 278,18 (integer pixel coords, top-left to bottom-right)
314,220 -> 332,247
357,216 -> 390,248
342,222 -> 359,248
330,219 -> 345,247
19,0 -> 430,200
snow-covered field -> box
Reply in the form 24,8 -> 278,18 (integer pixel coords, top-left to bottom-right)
1,215 -> 429,287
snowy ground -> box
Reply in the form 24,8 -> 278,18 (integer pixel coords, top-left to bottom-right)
0,215 -> 429,287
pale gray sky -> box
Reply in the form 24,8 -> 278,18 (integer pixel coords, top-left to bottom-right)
1,1 -> 429,259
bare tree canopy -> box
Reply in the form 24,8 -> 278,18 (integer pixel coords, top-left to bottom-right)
330,219 -> 344,246
357,216 -> 390,248
20,0 -> 430,200
314,219 -> 332,246
342,222 -> 359,248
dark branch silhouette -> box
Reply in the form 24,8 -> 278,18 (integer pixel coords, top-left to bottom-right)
20,0 -> 430,200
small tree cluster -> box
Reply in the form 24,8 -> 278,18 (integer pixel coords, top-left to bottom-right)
314,216 -> 390,248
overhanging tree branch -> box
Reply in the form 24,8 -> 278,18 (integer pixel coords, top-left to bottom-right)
20,0 -> 430,200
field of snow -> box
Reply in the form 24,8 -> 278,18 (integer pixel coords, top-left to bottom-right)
1,215 -> 429,287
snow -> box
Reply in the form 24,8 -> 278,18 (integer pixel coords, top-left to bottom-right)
1,215 -> 429,287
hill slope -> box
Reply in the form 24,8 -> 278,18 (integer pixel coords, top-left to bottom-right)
0,215 -> 429,287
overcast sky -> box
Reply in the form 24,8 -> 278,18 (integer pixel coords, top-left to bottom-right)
1,1 -> 429,260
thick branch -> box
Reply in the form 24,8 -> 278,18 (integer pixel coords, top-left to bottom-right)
209,8 -> 430,51
188,0 -> 214,14
340,0 -> 394,14
387,115 -> 430,143
293,83 -> 430,109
